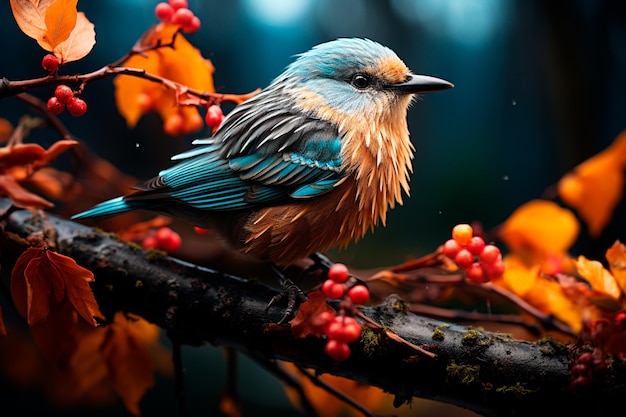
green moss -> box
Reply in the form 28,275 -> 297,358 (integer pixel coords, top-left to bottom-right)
145,249 -> 167,261
391,298 -> 409,314
462,329 -> 482,345
495,382 -> 536,397
127,241 -> 144,251
432,324 -> 449,341
446,361 -> 480,385
537,336 -> 569,355
361,327 -> 379,357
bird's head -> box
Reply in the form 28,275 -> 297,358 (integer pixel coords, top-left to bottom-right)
279,38 -> 453,120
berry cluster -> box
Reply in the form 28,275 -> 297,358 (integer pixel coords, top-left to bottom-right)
315,263 -> 371,361
314,312 -> 362,361
442,224 -> 505,283
155,0 -> 201,33
46,85 -> 87,116
570,348 -> 608,388
321,263 -> 370,304
142,226 -> 182,252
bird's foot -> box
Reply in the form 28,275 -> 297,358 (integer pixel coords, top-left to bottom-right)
305,252 -> 335,274
266,265 -> 308,324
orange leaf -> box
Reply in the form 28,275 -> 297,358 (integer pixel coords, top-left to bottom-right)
0,174 -> 54,210
114,23 -> 215,135
0,139 -> 77,171
606,240 -> 626,295
49,250 -> 103,326
499,199 -> 579,262
53,11 -> 95,63
9,0 -> 54,44
43,0 -> 77,51
0,143 -> 46,169
101,313 -> 155,416
494,255 -> 584,332
10,247 -> 103,326
576,255 -> 621,300
289,290 -> 335,338
558,130 -> 626,237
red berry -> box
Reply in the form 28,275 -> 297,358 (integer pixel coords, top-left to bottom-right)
142,234 -> 158,250
54,84 -> 74,104
327,318 -> 361,343
156,227 -> 182,252
325,339 -> 351,361
46,96 -> 64,115
341,321 -> 362,343
466,236 -> 486,256
328,263 -> 349,283
41,54 -> 59,73
452,224 -> 473,246
171,7 -> 194,26
465,262 -> 488,283
442,238 -> 462,258
205,104 -> 224,128
311,311 -> 335,332
182,15 -> 201,33
321,279 -> 344,299
67,97 -> 87,116
480,244 -> 502,265
454,248 -> 474,270
347,285 -> 370,304
155,2 -> 174,21
483,260 -> 505,279
168,0 -> 188,9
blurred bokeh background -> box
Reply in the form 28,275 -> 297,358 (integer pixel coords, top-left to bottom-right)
0,0 -> 625,416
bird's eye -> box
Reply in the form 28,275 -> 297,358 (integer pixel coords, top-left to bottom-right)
351,74 -> 371,90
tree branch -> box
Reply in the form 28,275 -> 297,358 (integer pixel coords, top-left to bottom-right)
0,202 -> 624,417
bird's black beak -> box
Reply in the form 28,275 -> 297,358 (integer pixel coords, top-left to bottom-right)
387,74 -> 454,94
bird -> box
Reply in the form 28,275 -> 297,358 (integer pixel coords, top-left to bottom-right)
73,38 -> 452,270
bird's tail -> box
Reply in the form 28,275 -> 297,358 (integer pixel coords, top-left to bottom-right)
71,196 -> 140,220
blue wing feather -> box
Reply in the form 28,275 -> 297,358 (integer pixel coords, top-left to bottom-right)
73,85 -> 348,219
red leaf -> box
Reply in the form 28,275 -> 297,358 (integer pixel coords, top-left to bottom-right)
10,247 -> 103,326
289,290 -> 335,338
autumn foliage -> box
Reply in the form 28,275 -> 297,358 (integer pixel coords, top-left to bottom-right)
0,1 -> 626,416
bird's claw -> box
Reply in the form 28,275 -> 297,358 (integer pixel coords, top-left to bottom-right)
266,276 -> 308,325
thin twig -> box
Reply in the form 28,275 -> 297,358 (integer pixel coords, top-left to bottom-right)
294,364 -> 381,417
355,310 -> 437,359
245,354 -> 320,417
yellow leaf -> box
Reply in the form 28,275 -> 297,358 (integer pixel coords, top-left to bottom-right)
558,130 -> 626,237
114,23 -> 215,135
576,255 -> 621,300
606,240 -> 626,295
53,11 -> 95,63
497,254 -> 539,297
499,200 -> 579,262
43,0 -> 77,51
9,0 -> 55,44
493,255 -> 585,332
